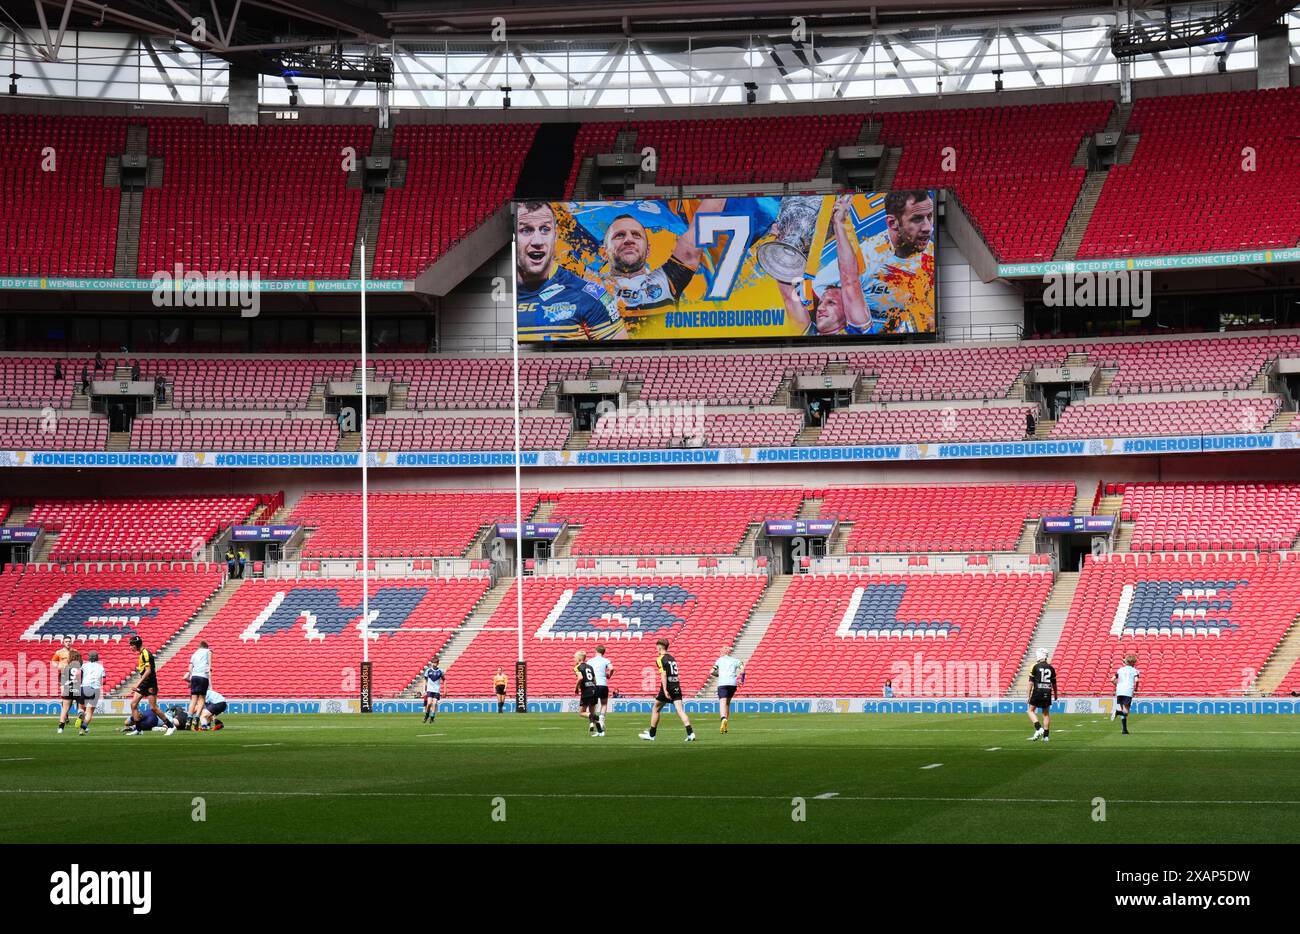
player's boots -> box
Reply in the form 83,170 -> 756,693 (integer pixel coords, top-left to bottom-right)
1028,728 -> 1043,741
638,730 -> 655,741
720,718 -> 728,734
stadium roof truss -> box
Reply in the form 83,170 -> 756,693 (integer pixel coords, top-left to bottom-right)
0,3 -> 1295,106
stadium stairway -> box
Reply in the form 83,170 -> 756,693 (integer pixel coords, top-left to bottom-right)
1015,521 -> 1040,554
1010,571 -> 1080,695
696,574 -> 792,698
400,574 -> 515,696
1253,613 -> 1300,695
2,503 -> 32,527
106,575 -> 245,696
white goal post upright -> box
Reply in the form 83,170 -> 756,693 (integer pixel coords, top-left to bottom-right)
511,233 -> 526,698
360,237 -> 371,703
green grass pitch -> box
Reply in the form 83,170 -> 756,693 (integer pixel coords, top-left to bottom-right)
3,712 -> 1299,843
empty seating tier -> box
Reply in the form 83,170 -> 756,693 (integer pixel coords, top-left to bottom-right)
551,487 -> 805,556
138,121 -> 370,279
1053,553 -> 1300,694
365,415 -> 572,451
1050,397 -> 1280,439
0,115 -> 126,277
820,484 -> 1075,553
0,563 -> 225,690
159,576 -> 491,696
0,416 -> 108,451
1079,88 -> 1300,258
1115,482 -> 1300,553
28,495 -> 259,563
743,572 -> 1052,695
290,490 -> 539,559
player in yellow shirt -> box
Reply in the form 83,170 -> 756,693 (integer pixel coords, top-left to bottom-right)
493,668 -> 509,714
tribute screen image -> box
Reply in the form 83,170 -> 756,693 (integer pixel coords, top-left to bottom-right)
514,191 -> 937,342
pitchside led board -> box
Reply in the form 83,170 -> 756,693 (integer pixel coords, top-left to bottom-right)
514,192 -> 937,342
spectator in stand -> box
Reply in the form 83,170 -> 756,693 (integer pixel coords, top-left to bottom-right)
80,365 -> 90,394
54,360 -> 63,381
1026,411 -> 1037,437
225,546 -> 238,578
237,549 -> 249,579
154,375 -> 166,404
883,680 -> 894,698
131,360 -> 141,382
93,351 -> 104,373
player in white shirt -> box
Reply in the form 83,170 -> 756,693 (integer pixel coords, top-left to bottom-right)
1112,654 -> 1140,735
183,640 -> 213,732
710,646 -> 745,734
199,687 -> 228,730
587,644 -> 614,730
76,651 -> 105,735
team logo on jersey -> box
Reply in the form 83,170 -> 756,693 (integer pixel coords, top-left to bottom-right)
20,588 -> 179,642
834,583 -> 959,638
538,283 -> 566,301
239,586 -> 430,641
541,302 -> 578,322
1115,580 -> 1242,635
535,585 -> 694,639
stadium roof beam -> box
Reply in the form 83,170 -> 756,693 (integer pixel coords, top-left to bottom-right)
1110,0 -> 1295,59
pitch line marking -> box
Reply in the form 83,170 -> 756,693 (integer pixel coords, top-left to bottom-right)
0,757 -> 35,762
985,747 -> 1001,752
814,792 -> 839,799
4,789 -> 1300,808
921,763 -> 944,769
240,743 -> 282,747
416,733 -> 446,737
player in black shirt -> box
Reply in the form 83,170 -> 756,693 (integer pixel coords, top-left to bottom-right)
639,638 -> 695,742
574,651 -> 604,737
1027,649 -> 1058,743
127,635 -> 175,735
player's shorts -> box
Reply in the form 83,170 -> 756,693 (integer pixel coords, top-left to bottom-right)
134,677 -> 158,697
595,686 -> 609,702
59,681 -> 81,700
717,685 -> 737,700
1029,691 -> 1052,710
580,692 -> 599,710
655,687 -> 683,706
1116,695 -> 1133,708
425,692 -> 441,701
80,687 -> 101,706
204,701 -> 228,717
494,685 -> 506,696
189,676 -> 210,696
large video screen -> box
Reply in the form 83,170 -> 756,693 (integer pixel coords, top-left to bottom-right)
514,192 -> 936,342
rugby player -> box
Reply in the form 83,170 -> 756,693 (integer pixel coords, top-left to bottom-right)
809,189 -> 934,334
422,656 -> 446,724
600,198 -> 726,320
588,644 -> 613,731
1112,654 -> 1140,735
639,638 -> 695,742
127,635 -> 175,735
56,644 -> 82,734
493,668 -> 509,714
777,194 -> 870,337
1027,648 -> 1058,743
183,640 -> 212,732
516,201 -> 626,341
710,646 -> 745,734
76,650 -> 105,735
574,650 -> 604,737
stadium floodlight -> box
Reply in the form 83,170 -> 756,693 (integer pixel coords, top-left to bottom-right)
7,73 -> 18,95
286,82 -> 299,107
500,85 -> 512,109
993,68 -> 1004,92
744,81 -> 757,104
